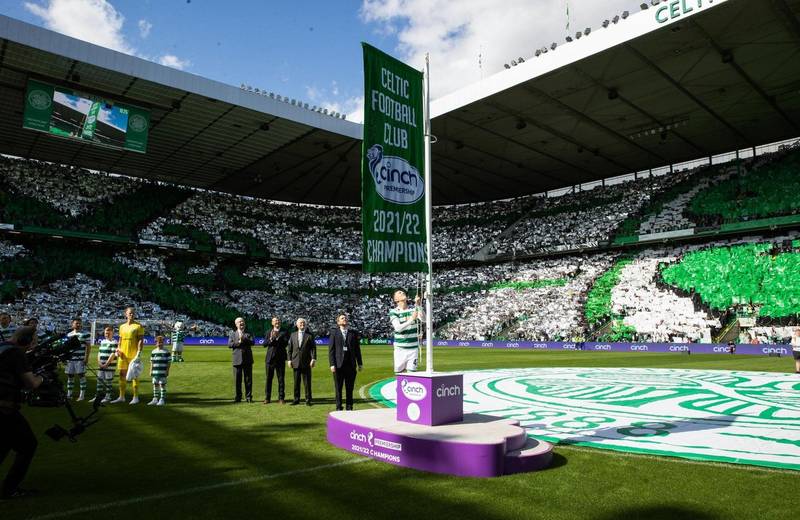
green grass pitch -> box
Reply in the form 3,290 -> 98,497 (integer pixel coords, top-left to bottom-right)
4,347 -> 798,520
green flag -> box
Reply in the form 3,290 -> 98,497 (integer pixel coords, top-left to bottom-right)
81,101 -> 101,140
361,43 -> 427,273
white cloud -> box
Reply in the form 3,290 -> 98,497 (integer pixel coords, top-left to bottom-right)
321,96 -> 364,123
25,0 -> 191,70
305,85 -> 322,102
360,0 -> 637,98
25,0 -> 134,54
304,83 -> 363,122
158,54 -> 191,70
137,19 -> 152,39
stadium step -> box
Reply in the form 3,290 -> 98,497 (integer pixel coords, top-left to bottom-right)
503,438 -> 555,475
505,424 -> 529,452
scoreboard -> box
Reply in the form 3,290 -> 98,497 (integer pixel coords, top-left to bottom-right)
22,78 -> 150,153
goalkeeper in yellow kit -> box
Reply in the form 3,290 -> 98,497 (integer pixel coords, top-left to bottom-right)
110,306 -> 145,405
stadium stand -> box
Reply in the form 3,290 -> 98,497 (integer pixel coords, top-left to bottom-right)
4,273 -> 228,337
687,147 -> 800,227
0,156 -> 190,237
486,173 -> 694,258
661,240 -> 800,319
0,239 -> 26,259
0,148 -> 798,343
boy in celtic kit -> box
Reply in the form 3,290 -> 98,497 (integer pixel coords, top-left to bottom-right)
148,335 -> 171,406
65,318 -> 92,401
95,326 -> 117,403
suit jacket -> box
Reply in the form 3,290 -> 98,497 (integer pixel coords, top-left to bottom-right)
328,327 -> 362,370
287,330 -> 316,369
228,330 -> 254,366
264,329 -> 288,365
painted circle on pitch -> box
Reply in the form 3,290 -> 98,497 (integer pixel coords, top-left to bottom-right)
371,367 -> 800,471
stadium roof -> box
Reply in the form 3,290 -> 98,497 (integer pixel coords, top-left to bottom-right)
1,0 -> 799,206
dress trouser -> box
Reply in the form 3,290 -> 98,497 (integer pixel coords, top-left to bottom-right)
265,362 -> 285,401
333,365 -> 356,411
0,409 -> 37,495
293,367 -> 312,403
232,364 -> 253,401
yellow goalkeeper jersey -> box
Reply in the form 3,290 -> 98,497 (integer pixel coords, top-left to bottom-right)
118,322 -> 145,362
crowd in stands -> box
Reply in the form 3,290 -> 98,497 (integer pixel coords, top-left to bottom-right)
611,248 -> 720,343
3,145 -> 799,264
747,326 -> 797,344
0,273 -> 228,337
0,156 -> 140,217
1,144 -> 799,344
636,167 -> 734,236
487,172 -> 698,258
438,254 -> 614,341
661,236 -> 800,319
0,240 -> 26,259
687,147 -> 800,227
115,250 -> 169,280
139,192 -> 363,261
1,230 -> 797,342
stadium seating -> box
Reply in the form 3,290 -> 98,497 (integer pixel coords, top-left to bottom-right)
0,151 -> 799,343
0,156 -> 190,236
688,148 -> 800,225
661,242 -> 800,318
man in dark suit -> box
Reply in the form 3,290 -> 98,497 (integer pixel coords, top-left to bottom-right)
228,317 -> 254,403
329,314 -> 362,411
287,318 -> 316,406
263,316 -> 288,404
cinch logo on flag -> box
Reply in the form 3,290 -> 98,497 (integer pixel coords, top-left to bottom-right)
366,144 -> 424,205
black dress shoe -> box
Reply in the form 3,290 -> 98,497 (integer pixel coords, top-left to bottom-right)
246,398 -> 253,403
289,401 -> 300,406
306,401 -> 313,406
263,399 -> 271,404
233,399 -> 242,403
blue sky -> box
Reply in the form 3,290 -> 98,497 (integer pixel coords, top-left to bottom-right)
0,0 -> 636,121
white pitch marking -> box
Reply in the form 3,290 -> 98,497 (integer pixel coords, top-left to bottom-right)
28,458 -> 369,520
359,379 -> 388,409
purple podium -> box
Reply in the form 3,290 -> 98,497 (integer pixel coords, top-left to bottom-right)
396,373 -> 463,426
327,372 -> 553,477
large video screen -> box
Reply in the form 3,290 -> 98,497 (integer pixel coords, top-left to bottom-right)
22,79 -> 150,153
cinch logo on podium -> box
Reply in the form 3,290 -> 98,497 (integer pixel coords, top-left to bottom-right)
436,384 -> 461,397
396,373 -> 463,426
400,379 -> 427,401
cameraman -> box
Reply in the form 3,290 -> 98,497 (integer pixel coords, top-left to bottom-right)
0,326 -> 43,499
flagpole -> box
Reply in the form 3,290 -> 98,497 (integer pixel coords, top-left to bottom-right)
423,53 -> 434,374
